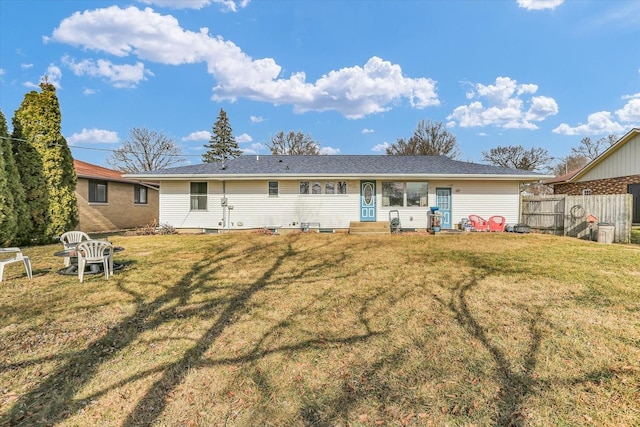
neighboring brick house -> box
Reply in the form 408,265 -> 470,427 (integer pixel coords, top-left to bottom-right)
74,160 -> 159,232
546,128 -> 640,223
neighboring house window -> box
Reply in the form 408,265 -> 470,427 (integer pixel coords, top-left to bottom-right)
89,180 -> 108,203
134,185 -> 148,205
382,182 -> 403,207
582,189 -> 591,195
190,182 -> 208,210
269,181 -> 279,196
406,182 -> 429,207
300,181 -> 347,195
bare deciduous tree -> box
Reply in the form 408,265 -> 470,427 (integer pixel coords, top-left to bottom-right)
570,135 -> 617,161
267,131 -> 320,155
481,145 -> 552,171
386,120 -> 460,158
107,128 -> 184,173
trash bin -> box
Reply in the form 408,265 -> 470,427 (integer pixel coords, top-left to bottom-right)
597,222 -> 615,244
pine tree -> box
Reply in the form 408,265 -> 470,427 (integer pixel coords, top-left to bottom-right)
202,109 -> 242,163
13,82 -> 78,243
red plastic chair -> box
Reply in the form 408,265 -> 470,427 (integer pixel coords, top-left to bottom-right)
468,215 -> 489,232
488,215 -> 506,232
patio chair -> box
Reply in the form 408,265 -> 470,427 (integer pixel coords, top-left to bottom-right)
0,247 -> 32,282
76,240 -> 113,283
60,231 -> 90,267
468,215 -> 489,232
488,215 -> 506,232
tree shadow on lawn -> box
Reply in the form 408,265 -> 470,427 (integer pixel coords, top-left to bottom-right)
2,239 -> 241,426
1,235 -> 381,426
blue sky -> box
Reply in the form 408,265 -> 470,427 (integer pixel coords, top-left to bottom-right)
1,0 -> 639,168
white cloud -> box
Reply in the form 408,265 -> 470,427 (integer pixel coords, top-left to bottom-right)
250,115 -> 263,123
242,142 -> 265,154
320,146 -> 340,155
48,6 -> 438,119
62,56 -> 151,88
139,0 -> 250,12
21,63 -> 33,69
371,142 -> 390,152
517,0 -> 563,11
67,128 -> 119,145
236,133 -> 252,143
182,130 -> 211,141
552,111 -> 626,136
447,77 -> 558,130
83,88 -> 97,95
362,128 -> 374,134
616,95 -> 640,122
0,68 -> 4,76
43,64 -> 63,88
553,94 -> 640,135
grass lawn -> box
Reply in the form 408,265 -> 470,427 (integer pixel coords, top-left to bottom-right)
1,232 -> 639,426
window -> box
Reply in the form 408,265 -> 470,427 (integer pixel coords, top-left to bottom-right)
582,189 -> 591,196
134,185 -> 148,204
89,180 -> 108,203
269,181 -> 279,196
382,182 -> 403,207
300,181 -> 348,195
382,181 -> 428,207
190,182 -> 208,210
407,182 -> 429,207
325,182 -> 335,194
299,181 -> 309,194
337,181 -> 347,194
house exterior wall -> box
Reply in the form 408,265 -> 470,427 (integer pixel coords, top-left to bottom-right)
158,178 -> 523,231
76,178 -> 159,232
579,133 -> 640,181
553,174 -> 640,196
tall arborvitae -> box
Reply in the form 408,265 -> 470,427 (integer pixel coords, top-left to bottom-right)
0,109 -> 22,246
11,117 -> 48,244
13,81 -> 78,243
202,108 -> 242,163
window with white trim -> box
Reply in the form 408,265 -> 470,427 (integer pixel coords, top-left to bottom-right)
382,181 -> 428,207
299,181 -> 348,195
190,182 -> 208,211
582,189 -> 591,195
269,181 -> 279,196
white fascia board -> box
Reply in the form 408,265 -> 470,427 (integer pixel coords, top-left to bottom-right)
125,173 -> 553,182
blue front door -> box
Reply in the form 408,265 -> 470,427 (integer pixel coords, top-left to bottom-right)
436,188 -> 452,229
360,181 -> 376,222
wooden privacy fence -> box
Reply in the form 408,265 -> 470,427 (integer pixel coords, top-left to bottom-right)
520,194 -> 633,243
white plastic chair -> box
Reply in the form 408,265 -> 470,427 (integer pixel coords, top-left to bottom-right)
60,231 -> 90,267
76,240 -> 113,283
0,247 -> 33,282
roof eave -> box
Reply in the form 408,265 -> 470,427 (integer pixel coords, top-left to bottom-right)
125,173 -> 552,181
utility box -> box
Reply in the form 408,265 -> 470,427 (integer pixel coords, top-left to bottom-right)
597,223 -> 615,244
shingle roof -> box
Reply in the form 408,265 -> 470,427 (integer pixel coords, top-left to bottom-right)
74,159 -> 124,180
131,155 -> 548,178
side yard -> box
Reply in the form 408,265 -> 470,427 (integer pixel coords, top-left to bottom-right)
1,233 -> 639,426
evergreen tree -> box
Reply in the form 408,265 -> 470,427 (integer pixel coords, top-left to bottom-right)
13,82 -> 78,242
0,110 -> 21,246
202,109 -> 242,163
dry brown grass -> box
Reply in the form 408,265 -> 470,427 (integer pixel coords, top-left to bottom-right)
1,232 -> 639,426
